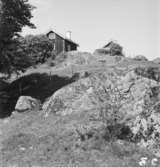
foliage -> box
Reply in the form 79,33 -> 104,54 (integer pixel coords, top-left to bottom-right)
110,43 -> 123,56
0,0 -> 35,41
0,0 -> 35,75
91,74 -> 132,141
19,34 -> 55,64
0,39 -> 34,74
135,67 -> 160,82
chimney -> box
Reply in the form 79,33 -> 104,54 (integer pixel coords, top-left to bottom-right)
66,31 -> 72,40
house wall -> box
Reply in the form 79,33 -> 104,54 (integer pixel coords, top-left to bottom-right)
65,40 -> 77,52
47,32 -> 77,54
55,35 -> 64,54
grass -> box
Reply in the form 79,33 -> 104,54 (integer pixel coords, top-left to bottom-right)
0,110 -> 158,167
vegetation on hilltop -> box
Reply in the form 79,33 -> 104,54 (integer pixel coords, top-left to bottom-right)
19,35 -> 56,65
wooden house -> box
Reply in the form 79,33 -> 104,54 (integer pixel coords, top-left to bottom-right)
46,30 -> 79,54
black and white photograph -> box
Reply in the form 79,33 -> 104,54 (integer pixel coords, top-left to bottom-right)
0,0 -> 159,166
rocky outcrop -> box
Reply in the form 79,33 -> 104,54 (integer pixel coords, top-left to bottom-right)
54,51 -> 96,69
153,58 -> 160,64
43,66 -> 160,155
0,73 -> 76,118
2,54 -> 160,166
15,96 -> 41,112
133,55 -> 148,61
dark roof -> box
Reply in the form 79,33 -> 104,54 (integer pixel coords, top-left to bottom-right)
103,41 -> 115,48
47,30 -> 79,46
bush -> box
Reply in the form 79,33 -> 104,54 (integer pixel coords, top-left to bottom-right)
19,34 -> 55,65
0,39 -> 34,75
135,67 -> 160,82
92,76 -> 132,141
110,43 -> 123,56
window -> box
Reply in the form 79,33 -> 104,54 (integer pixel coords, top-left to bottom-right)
48,32 -> 56,40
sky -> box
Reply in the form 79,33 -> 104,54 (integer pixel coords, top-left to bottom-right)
23,0 -> 159,60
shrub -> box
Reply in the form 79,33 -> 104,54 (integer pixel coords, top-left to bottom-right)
0,39 -> 34,75
135,67 -> 160,82
92,75 -> 132,141
19,34 -> 55,65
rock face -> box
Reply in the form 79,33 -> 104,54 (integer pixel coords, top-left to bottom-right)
43,65 -> 160,155
54,51 -> 96,68
153,57 -> 160,64
133,55 -> 148,61
15,96 -> 41,112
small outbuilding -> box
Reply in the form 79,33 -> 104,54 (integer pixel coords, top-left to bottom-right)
46,30 -> 79,55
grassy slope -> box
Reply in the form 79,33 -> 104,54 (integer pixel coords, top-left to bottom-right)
0,110 -> 157,167
1,52 -> 160,167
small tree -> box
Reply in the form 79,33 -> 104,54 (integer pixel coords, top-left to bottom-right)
91,74 -> 132,141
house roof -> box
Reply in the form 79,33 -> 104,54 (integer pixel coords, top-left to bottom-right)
46,30 -> 79,46
103,40 -> 120,48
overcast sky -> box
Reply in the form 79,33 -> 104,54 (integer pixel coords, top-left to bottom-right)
23,0 -> 159,60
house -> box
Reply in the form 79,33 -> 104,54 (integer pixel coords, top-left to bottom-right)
46,30 -> 79,54
103,41 -> 123,56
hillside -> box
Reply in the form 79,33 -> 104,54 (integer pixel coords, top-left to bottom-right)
0,51 -> 160,167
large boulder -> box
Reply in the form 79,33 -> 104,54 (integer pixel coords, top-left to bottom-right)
43,69 -> 157,117
42,66 -> 160,155
15,96 -> 41,112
